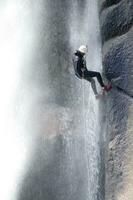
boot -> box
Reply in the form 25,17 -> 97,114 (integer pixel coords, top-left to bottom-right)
103,83 -> 112,92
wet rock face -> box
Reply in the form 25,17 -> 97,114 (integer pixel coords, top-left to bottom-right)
99,0 -> 133,199
99,0 -> 123,13
103,28 -> 133,94
101,0 -> 133,41
100,0 -> 133,94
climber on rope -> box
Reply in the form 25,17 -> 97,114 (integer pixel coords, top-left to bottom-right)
73,45 -> 112,98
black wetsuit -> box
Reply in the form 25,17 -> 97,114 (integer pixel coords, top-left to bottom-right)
73,50 -> 105,87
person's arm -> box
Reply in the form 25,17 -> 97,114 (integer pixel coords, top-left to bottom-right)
81,59 -> 87,72
73,56 -> 82,78
73,56 -> 79,75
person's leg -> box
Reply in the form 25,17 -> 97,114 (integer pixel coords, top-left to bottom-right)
88,71 -> 112,92
83,70 -> 112,95
83,74 -> 98,95
85,71 -> 105,87
90,78 -> 98,95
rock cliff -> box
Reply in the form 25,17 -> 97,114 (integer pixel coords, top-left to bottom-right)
99,0 -> 133,199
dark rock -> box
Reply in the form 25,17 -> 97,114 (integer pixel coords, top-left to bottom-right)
100,0 -> 133,42
99,0 -> 122,13
103,28 -> 133,95
99,0 -> 133,199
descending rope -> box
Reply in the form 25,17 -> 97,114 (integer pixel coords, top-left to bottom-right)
81,73 -> 91,199
81,72 -> 87,136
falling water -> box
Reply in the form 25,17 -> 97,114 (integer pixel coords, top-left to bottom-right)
0,0 -> 104,200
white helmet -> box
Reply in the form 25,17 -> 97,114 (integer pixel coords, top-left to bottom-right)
78,45 -> 88,54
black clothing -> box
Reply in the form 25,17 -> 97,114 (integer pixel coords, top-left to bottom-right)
73,50 -> 105,87
73,50 -> 87,78
84,71 -> 105,87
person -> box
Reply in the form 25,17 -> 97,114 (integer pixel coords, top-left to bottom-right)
73,45 -> 112,98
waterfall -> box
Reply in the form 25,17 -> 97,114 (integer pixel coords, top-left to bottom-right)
0,1 -> 104,200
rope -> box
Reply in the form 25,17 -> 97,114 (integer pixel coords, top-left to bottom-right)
81,70 -> 92,198
81,70 -> 86,136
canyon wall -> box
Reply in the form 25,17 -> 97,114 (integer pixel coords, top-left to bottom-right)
99,0 -> 133,199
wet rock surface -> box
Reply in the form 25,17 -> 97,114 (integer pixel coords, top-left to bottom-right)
99,0 -> 133,199
100,0 -> 133,42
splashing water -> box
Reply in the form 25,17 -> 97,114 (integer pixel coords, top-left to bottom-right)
0,1 -> 104,200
